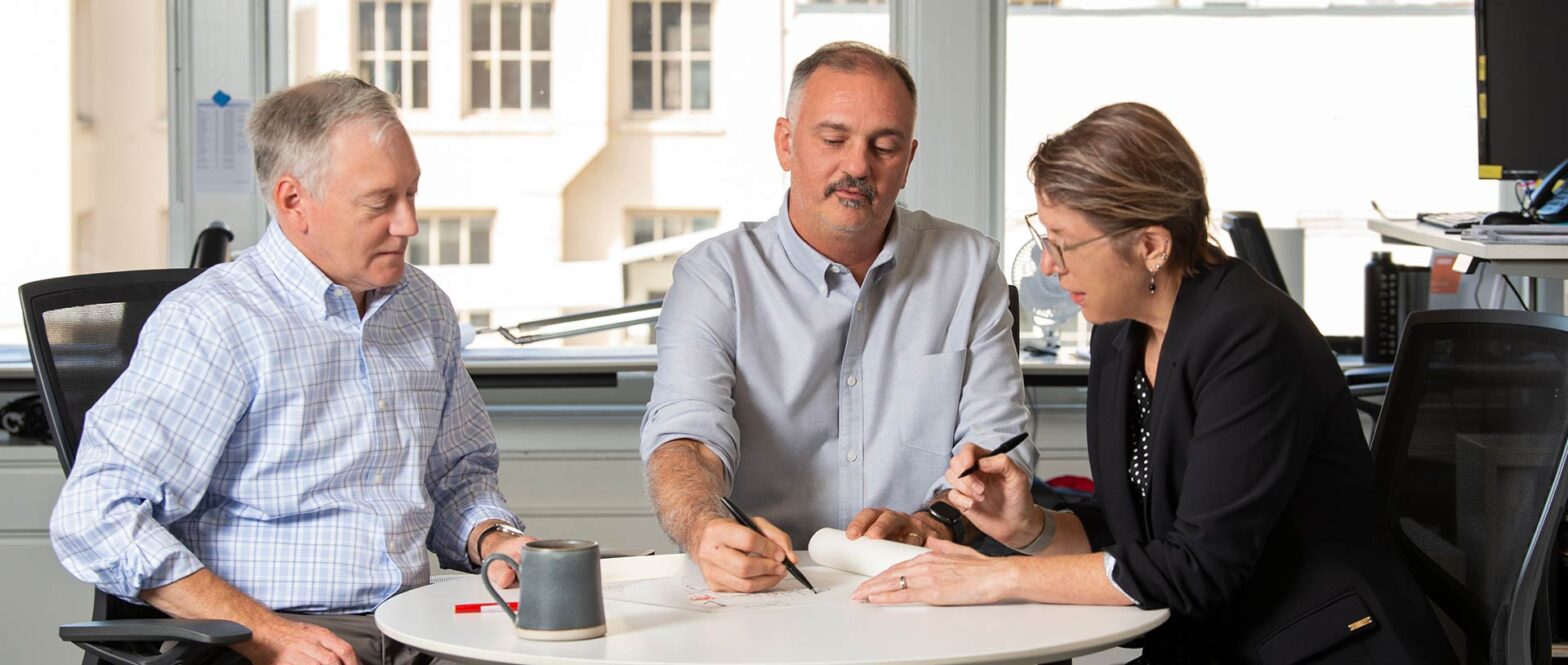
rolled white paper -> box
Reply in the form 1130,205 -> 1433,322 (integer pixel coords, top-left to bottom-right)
806,527 -> 930,577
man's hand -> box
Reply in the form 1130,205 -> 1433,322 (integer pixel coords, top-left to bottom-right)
689,515 -> 795,593
480,534 -> 539,590
844,507 -> 949,546
232,614 -> 359,665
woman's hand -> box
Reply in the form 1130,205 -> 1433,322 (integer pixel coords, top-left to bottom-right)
944,442 -> 1040,546
850,540 -> 1021,606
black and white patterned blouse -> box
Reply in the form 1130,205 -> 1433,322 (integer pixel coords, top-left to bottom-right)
1129,367 -> 1154,500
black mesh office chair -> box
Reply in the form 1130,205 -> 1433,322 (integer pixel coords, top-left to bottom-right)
1370,309 -> 1568,664
20,269 -> 249,665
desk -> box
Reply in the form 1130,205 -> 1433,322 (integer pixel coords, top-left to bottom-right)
1368,218 -> 1568,281
377,554 -> 1169,665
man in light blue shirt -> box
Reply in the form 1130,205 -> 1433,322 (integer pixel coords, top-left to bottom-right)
640,42 -> 1032,593
51,75 -> 524,665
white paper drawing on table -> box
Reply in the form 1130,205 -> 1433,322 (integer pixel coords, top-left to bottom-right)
601,528 -> 929,614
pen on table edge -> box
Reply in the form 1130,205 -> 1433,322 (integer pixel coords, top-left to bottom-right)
454,601 -> 517,614
719,496 -> 818,594
957,432 -> 1030,478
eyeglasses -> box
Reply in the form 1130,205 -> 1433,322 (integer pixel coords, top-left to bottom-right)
1024,212 -> 1141,272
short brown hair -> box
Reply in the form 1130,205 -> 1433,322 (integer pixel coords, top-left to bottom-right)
786,41 -> 916,122
1028,102 -> 1224,276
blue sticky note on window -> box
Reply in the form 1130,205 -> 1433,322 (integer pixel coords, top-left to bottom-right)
212,90 -> 231,107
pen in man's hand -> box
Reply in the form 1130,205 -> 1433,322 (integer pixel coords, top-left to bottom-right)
957,432 -> 1030,478
718,496 -> 817,594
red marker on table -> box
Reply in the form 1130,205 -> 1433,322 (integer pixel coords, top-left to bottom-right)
454,601 -> 518,614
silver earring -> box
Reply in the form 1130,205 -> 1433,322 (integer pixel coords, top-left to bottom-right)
1148,261 -> 1165,295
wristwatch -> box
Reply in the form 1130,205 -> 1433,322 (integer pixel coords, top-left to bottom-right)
923,501 -> 966,544
476,521 -> 526,554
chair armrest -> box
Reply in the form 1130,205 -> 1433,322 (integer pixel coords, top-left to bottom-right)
60,619 -> 251,645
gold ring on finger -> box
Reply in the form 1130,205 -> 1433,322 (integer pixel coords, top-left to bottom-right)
898,575 -> 908,591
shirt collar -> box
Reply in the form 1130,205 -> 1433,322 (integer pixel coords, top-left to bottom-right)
772,191 -> 902,297
256,222 -> 407,321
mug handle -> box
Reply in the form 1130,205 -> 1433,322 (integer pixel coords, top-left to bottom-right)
480,552 -> 522,623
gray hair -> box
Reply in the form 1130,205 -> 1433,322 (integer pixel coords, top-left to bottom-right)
247,73 -> 402,215
785,41 -> 917,123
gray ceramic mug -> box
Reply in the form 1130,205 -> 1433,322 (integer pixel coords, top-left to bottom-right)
481,539 -> 606,641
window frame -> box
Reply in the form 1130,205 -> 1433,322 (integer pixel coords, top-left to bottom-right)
625,210 -> 719,247
629,0 -> 713,115
355,0 -> 431,111
409,212 -> 495,267
467,0 -> 554,114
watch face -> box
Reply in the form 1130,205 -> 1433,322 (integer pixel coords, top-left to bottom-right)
929,501 -> 961,524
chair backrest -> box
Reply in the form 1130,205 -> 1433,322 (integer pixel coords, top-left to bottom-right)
1221,211 -> 1290,297
1370,309 -> 1568,664
19,269 -> 201,474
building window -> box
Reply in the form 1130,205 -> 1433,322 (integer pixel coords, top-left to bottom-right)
470,1 -> 553,112
630,0 -> 712,112
409,214 -> 493,265
627,211 -> 717,246
356,0 -> 430,109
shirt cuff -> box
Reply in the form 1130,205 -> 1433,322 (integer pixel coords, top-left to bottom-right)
1102,552 -> 1138,605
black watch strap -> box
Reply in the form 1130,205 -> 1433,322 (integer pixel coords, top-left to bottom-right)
924,501 -> 965,544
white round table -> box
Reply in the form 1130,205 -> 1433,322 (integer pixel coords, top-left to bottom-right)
377,554 -> 1167,665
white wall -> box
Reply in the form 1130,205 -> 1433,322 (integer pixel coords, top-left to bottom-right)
0,3 -> 75,343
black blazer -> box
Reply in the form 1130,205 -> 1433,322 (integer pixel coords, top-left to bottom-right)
1076,260 -> 1452,664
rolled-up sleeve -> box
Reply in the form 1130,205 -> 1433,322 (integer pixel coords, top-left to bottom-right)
639,254 -> 741,479
425,324 -> 518,573
49,300 -> 252,602
931,239 -> 1035,498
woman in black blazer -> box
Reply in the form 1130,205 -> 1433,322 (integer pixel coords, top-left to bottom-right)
852,103 -> 1451,664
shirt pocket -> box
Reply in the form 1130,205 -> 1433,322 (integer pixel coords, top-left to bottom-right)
893,349 -> 967,456
386,372 -> 448,443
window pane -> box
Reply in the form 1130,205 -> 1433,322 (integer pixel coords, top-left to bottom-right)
531,2 -> 552,52
501,2 -> 523,51
471,59 -> 492,109
384,1 -> 402,51
358,2 -> 376,50
632,217 -> 656,245
631,2 -> 652,52
358,59 -> 375,86
661,216 -> 684,239
471,2 -> 491,51
470,310 -> 492,328
411,60 -> 428,108
691,2 -> 711,52
409,222 -> 429,265
501,60 -> 522,108
439,218 -> 461,264
411,2 -> 428,51
531,60 -> 551,109
691,60 -> 710,110
660,2 -> 683,52
631,61 -> 653,110
661,59 -> 682,110
691,215 -> 716,232
383,58 -> 403,99
469,218 -> 492,264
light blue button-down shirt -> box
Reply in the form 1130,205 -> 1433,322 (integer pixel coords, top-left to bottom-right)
641,195 -> 1033,545
50,223 -> 518,614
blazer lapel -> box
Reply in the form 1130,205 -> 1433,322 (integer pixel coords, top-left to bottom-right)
1094,321 -> 1142,541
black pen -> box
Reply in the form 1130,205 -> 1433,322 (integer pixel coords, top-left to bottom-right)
957,432 -> 1030,478
718,496 -> 817,594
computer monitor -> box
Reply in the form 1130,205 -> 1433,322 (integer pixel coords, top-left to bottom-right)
1477,0 -> 1568,180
